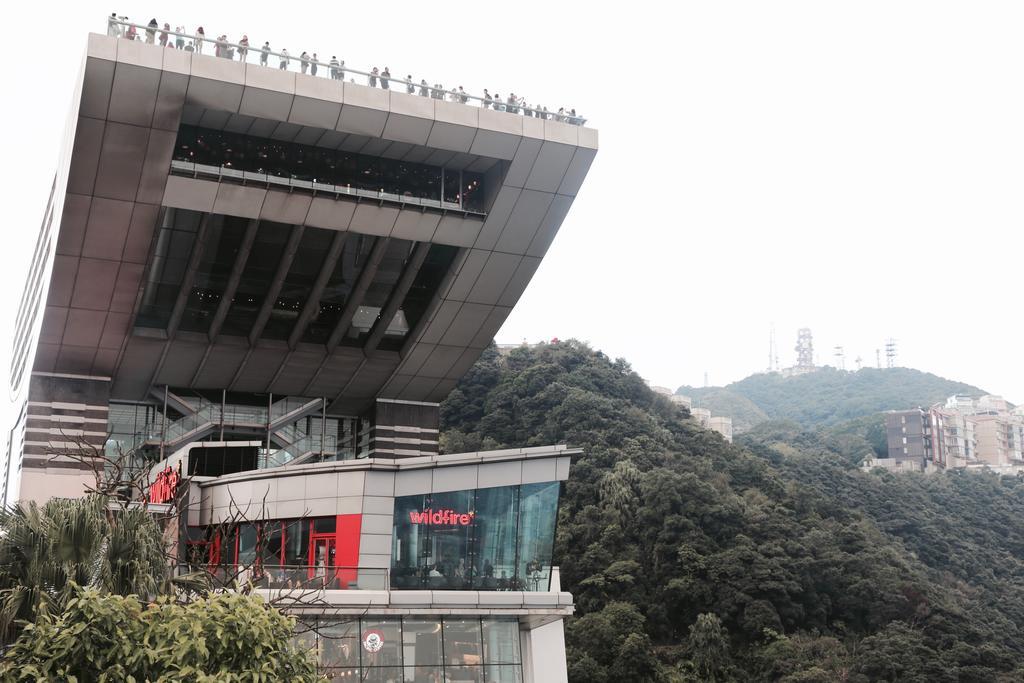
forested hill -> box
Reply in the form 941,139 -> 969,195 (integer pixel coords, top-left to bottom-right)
678,367 -> 986,432
441,342 -> 1024,682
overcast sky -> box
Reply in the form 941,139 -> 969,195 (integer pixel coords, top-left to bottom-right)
2,1 -> 1022,405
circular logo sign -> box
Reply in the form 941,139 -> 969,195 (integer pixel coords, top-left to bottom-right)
362,629 -> 385,653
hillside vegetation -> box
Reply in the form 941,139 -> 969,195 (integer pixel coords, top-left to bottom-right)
679,367 -> 986,432
442,342 -> 1024,682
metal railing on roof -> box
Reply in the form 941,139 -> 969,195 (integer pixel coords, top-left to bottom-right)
105,17 -> 588,126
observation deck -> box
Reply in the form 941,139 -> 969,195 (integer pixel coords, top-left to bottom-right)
16,23 -> 597,418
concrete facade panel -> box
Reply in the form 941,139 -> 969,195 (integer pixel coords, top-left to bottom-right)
70,258 -> 119,310
471,186 -> 520,251
67,117 -> 105,196
465,253 -> 521,305
417,300 -> 462,346
338,105 -> 388,138
432,216 -> 483,248
137,128 -> 178,204
124,203 -> 159,263
494,190 -> 554,254
338,472 -> 366,497
523,142 -> 575,193
304,197 -> 355,231
80,58 -> 114,121
360,514 -> 393,536
391,211 -> 441,242
557,147 -> 598,197
260,190 -> 312,225
151,72 -> 188,131
426,121 -> 475,153
478,461 -> 523,489
47,255 -> 79,307
109,263 -> 145,313
364,471 -> 395,497
521,459 -> 557,485
525,194 -> 573,258
57,194 -> 91,257
382,113 -> 434,147
94,122 -> 149,201
504,137 -> 543,189
39,307 -> 68,346
362,496 -> 395,516
497,257 -> 541,308
468,306 -> 512,349
162,176 -> 219,212
115,37 -> 163,70
212,184 -> 267,219
394,469 -> 433,497
63,309 -> 106,350
239,87 -> 294,122
432,465 -> 478,493
108,63 -> 160,127
349,204 -> 399,237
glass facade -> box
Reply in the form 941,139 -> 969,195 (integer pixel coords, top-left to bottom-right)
294,615 -> 522,682
391,483 -> 560,591
135,210 -> 459,351
173,125 -> 487,212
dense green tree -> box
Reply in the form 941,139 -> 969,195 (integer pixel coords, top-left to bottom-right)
0,495 -> 168,641
441,341 -> 1024,681
0,585 -> 317,682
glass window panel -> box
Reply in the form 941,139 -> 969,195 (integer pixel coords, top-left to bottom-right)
302,235 -> 376,344
481,620 -> 521,665
172,126 -> 459,205
404,666 -> 442,683
401,618 -> 442,666
262,227 -> 334,340
462,172 -> 486,213
443,169 -> 460,204
483,665 -> 523,683
422,490 -> 475,589
220,221 -> 292,337
392,494 -> 427,588
291,619 -> 318,660
314,517 -> 337,534
516,482 -> 560,591
320,618 -> 361,672
363,667 -> 403,683
380,244 -> 459,352
359,617 -> 402,668
341,240 -> 414,347
180,216 -> 249,333
284,520 -> 310,566
236,523 -> 257,566
446,666 -> 483,683
260,520 -> 283,568
472,486 -> 518,590
443,619 -> 482,667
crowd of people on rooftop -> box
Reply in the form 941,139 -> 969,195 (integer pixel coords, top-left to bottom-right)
107,14 -> 586,126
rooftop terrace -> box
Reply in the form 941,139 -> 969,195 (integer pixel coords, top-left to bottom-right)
107,16 -> 589,126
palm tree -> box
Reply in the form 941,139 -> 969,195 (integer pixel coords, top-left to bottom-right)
0,495 -> 169,641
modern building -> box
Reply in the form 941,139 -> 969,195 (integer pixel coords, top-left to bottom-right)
884,395 -> 1024,473
7,20 -> 596,682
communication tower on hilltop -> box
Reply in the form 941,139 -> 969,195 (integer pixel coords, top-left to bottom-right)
855,356 -> 863,370
875,349 -> 882,368
795,328 -> 815,371
885,338 -> 898,368
833,346 -> 845,371
768,324 -> 780,373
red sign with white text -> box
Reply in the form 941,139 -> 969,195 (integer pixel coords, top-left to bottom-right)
149,466 -> 180,504
408,509 -> 475,525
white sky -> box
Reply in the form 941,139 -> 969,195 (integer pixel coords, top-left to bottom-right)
1,1 -> 1022,405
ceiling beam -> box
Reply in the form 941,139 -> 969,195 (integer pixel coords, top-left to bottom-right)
325,237 -> 391,352
363,242 -> 431,355
165,213 -> 210,339
207,218 -> 259,342
247,225 -> 305,345
287,231 -> 348,350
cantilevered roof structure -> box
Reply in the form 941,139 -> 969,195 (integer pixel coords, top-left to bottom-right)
12,32 -> 597,419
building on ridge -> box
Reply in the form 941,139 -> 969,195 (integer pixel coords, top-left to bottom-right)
4,20 -> 597,682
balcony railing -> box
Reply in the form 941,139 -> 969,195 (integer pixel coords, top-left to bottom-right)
106,17 -> 588,126
169,161 -> 485,216
178,563 -> 556,592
